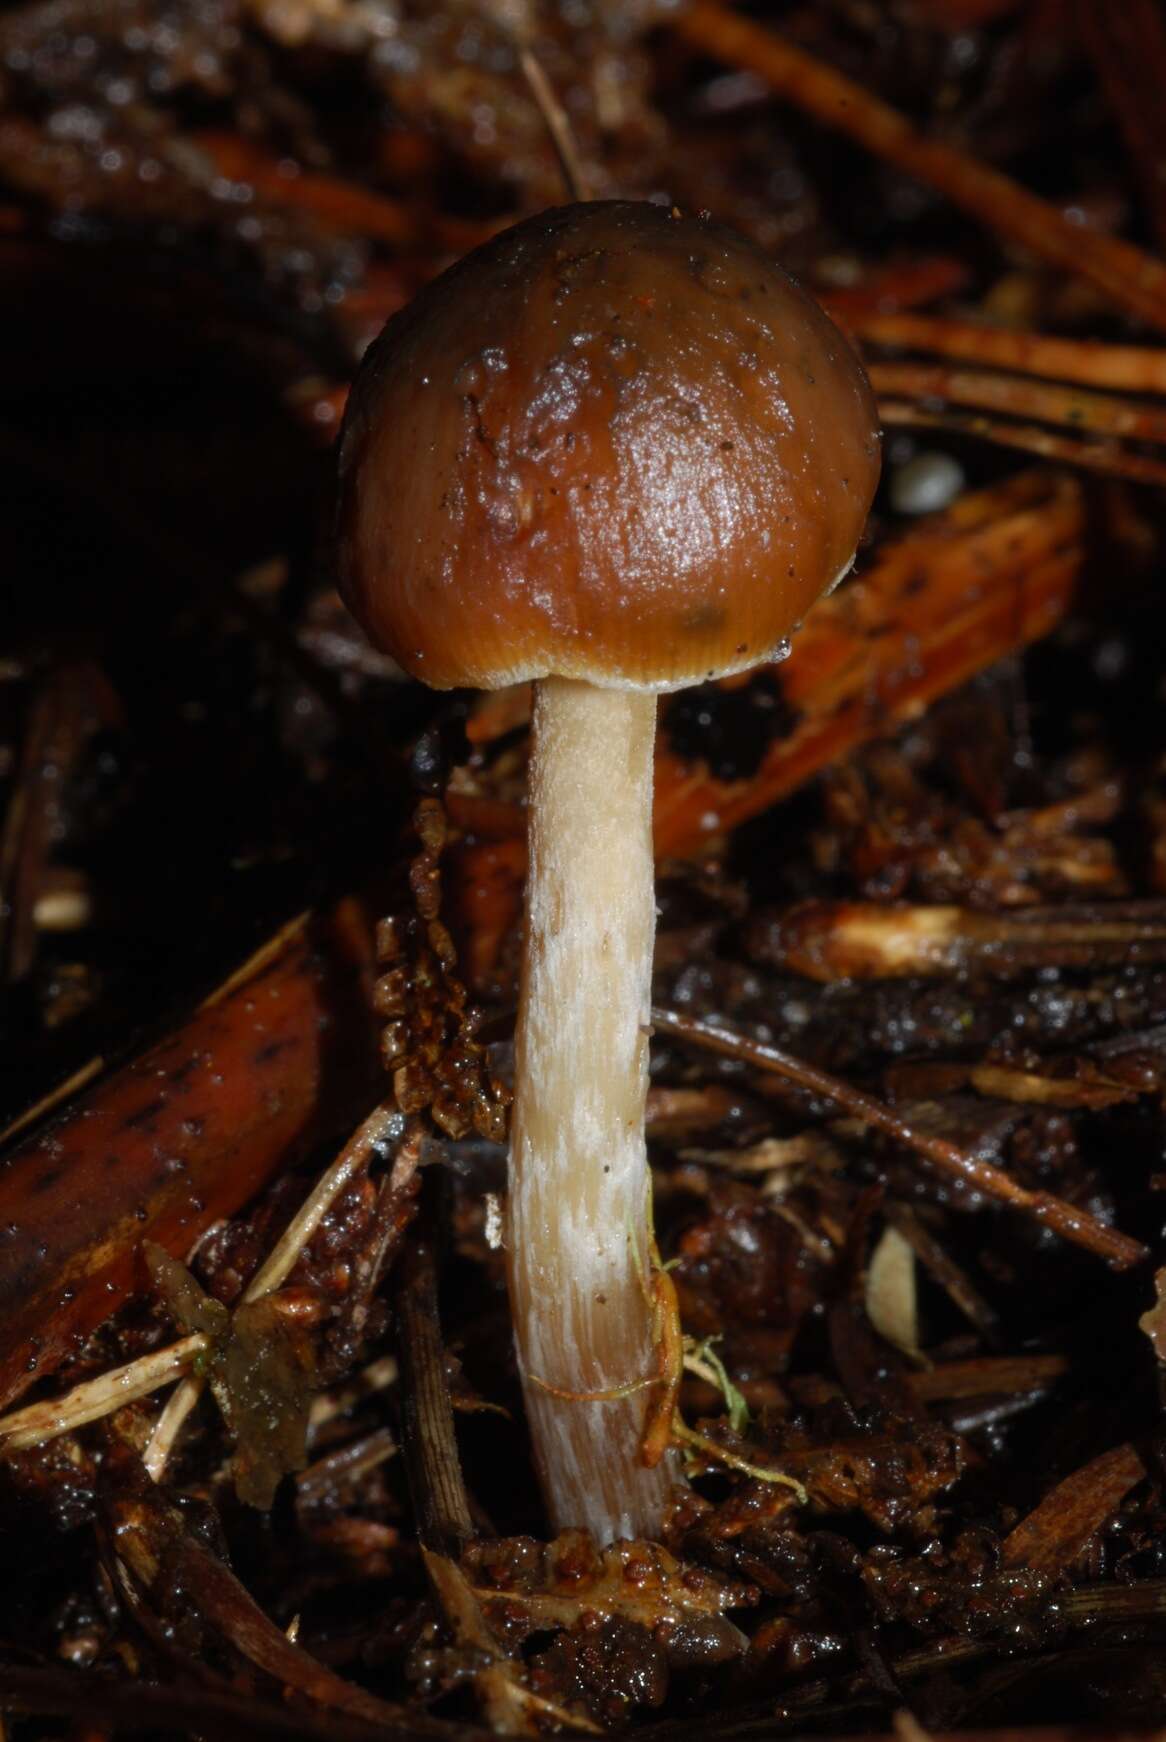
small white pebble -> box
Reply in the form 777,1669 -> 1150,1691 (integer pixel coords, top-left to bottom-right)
890,451 -> 965,516
34,888 -> 92,932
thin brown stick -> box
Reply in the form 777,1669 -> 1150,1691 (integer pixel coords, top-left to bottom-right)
880,400 -> 1166,484
650,1006 -> 1147,1270
869,361 -> 1166,445
296,1426 -> 398,1505
394,1218 -> 475,1556
674,2 -> 1166,333
517,46 -> 590,203
908,1353 -> 1069,1403
852,312 -> 1166,392
194,131 -> 499,256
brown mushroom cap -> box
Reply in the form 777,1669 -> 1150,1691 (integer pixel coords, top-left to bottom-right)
338,201 -> 880,692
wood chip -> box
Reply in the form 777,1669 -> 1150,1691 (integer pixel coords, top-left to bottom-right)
1001,1444 -> 1147,1576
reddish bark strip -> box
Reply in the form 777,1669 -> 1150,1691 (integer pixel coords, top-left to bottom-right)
0,906 -> 375,1409
1002,1444 -> 1148,1575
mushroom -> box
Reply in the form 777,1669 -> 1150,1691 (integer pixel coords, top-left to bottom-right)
337,201 -> 880,1544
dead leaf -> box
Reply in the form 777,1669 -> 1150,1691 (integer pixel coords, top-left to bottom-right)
144,1243 -> 316,1508
867,1224 -> 923,1362
1139,1267 -> 1166,1360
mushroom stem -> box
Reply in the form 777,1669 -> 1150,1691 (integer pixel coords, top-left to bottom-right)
508,676 -> 675,1543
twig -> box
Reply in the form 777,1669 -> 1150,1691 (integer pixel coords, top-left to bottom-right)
0,1334 -> 206,1454
394,1212 -> 475,1555
650,1006 -> 1147,1270
674,2 -> 1166,333
880,401 -> 1166,485
250,1103 -> 405,1300
908,1353 -> 1069,1403
296,1425 -> 398,1505
194,131 -> 500,255
141,1372 -> 203,1482
851,312 -> 1166,393
869,360 -> 1166,444
765,899 -> 1166,984
517,46 -> 590,202
307,1352 -> 399,1432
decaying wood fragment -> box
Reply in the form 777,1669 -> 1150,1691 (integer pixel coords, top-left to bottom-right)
0,904 -> 376,1409
654,471 -> 1084,856
395,1215 -> 476,1560
1000,1444 -> 1148,1577
908,1354 -> 1069,1404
